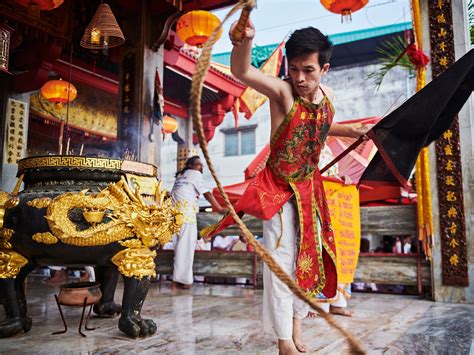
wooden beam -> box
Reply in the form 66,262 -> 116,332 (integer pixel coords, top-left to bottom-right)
156,250 -> 259,278
155,251 -> 430,287
198,213 -> 263,236
360,205 -> 417,235
198,205 -> 417,237
354,255 -> 431,286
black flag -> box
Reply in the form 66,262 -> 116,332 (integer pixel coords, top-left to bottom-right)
360,49 -> 473,187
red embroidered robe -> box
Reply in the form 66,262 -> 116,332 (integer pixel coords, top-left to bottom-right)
203,95 -> 337,298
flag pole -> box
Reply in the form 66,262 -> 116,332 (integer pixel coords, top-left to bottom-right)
320,136 -> 366,174
321,93 -> 403,175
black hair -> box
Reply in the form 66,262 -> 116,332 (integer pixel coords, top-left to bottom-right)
175,155 -> 201,177
285,27 -> 333,67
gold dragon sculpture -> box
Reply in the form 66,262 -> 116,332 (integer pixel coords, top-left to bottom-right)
0,177 -> 182,279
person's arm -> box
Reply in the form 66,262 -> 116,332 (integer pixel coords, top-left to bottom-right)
323,85 -> 372,138
328,123 -> 374,138
203,191 -> 227,214
230,19 -> 290,103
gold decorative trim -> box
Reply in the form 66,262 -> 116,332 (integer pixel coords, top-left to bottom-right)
0,239 -> 12,250
270,98 -> 299,149
0,250 -> 28,279
18,156 -> 121,172
12,174 -> 24,196
27,197 -> 52,209
17,156 -> 158,177
111,248 -> 157,279
0,228 -> 14,240
32,232 -> 58,245
0,191 -> 18,230
5,197 -> 19,209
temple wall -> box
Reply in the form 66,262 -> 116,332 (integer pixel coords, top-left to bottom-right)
324,63 -> 415,122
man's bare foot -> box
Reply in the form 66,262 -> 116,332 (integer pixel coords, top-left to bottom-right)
278,339 -> 299,355
171,281 -> 192,290
292,318 -> 307,353
330,306 -> 353,317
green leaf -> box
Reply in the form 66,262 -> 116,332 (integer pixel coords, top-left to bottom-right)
367,35 -> 416,91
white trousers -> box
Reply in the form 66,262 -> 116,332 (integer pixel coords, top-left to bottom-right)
173,223 -> 198,285
262,201 -> 309,340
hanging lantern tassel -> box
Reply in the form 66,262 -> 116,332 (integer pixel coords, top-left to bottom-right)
320,0 -> 369,23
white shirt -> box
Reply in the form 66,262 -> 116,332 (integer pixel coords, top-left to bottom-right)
171,169 -> 209,224
213,235 -> 239,250
403,243 -> 412,254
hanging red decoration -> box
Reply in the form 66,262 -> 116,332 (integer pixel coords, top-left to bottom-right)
320,0 -> 369,23
15,0 -> 64,17
406,44 -> 430,68
40,79 -> 77,109
176,10 -> 222,47
162,115 -> 179,134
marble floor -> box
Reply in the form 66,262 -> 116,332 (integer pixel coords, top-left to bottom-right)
1,278 -> 473,354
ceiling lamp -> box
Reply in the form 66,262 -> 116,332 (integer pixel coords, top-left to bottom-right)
320,0 -> 369,23
162,115 -> 178,134
15,0 -> 63,17
40,79 -> 77,109
176,10 -> 222,48
80,4 -> 125,50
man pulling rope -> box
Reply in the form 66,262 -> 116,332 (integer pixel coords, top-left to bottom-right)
190,1 -> 367,354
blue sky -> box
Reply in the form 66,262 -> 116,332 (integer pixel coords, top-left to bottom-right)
212,0 -> 411,53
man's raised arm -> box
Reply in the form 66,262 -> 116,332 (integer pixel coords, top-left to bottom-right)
230,19 -> 288,102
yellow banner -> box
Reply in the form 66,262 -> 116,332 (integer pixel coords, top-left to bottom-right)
238,42 -> 284,119
323,180 -> 361,284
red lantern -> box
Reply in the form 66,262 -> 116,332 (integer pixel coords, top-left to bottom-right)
176,10 -> 222,48
16,0 -> 64,17
162,115 -> 178,134
40,79 -> 77,109
320,0 -> 369,22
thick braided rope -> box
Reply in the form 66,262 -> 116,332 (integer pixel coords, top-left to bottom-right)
189,2 -> 365,353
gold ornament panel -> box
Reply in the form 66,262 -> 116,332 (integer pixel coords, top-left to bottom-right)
32,232 -> 58,245
111,248 -> 157,279
0,250 -> 28,279
18,156 -> 122,172
18,156 -> 158,177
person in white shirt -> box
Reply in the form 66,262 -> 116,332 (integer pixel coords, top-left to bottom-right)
171,156 -> 225,290
403,236 -> 412,254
